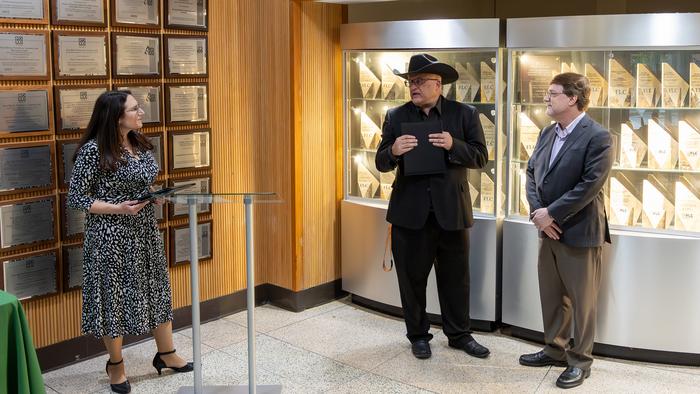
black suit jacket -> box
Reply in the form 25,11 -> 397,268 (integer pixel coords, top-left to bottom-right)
526,113 -> 614,247
375,97 -> 488,231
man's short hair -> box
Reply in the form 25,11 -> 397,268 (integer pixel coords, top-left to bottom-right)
550,72 -> 591,111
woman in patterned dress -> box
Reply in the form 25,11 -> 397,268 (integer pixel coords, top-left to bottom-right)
68,91 -> 193,393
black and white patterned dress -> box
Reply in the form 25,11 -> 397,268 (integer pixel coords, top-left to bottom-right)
68,139 -> 173,338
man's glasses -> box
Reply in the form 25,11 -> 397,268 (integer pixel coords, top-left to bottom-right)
544,91 -> 566,100
404,78 -> 441,87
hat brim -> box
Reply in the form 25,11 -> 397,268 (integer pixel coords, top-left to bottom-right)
393,63 -> 459,85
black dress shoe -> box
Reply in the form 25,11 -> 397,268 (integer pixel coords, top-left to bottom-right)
519,350 -> 567,367
105,359 -> 131,394
448,338 -> 490,358
411,340 -> 431,359
556,366 -> 590,389
152,349 -> 194,375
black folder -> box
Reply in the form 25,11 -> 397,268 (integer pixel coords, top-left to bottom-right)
400,121 -> 446,176
136,183 -> 197,202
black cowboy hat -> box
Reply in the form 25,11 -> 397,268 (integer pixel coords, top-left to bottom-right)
393,53 -> 459,85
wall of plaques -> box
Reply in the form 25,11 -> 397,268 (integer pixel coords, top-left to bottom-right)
0,0 -> 210,301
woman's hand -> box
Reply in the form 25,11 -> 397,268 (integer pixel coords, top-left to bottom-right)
154,197 -> 165,206
117,200 -> 149,215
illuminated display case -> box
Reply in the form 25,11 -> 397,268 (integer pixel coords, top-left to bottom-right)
503,14 -> 700,363
345,50 -> 504,215
509,50 -> 700,233
340,19 -> 504,327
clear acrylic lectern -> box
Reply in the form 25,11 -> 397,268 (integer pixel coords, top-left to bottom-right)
169,192 -> 282,394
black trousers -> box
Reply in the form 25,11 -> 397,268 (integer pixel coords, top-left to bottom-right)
391,212 -> 472,344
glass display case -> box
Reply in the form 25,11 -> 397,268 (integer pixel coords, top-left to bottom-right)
502,13 -> 700,363
345,50 -> 505,216
509,49 -> 700,234
340,19 -> 504,328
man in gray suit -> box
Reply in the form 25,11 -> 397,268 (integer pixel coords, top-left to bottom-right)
518,72 -> 614,389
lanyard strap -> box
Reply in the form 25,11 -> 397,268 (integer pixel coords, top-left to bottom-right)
382,224 -> 393,272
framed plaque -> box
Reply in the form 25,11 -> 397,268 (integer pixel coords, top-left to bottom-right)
57,139 -> 80,188
169,176 -> 210,219
62,243 -> 83,291
52,31 -> 108,79
0,142 -> 55,195
168,129 -> 210,172
111,0 -> 159,28
0,86 -> 52,137
0,30 -> 50,80
116,84 -> 162,127
1,250 -> 58,300
0,196 -> 57,252
165,0 -> 207,30
164,83 -> 208,125
55,85 -> 108,133
145,133 -> 164,173
0,0 -> 48,25
112,33 -> 161,78
164,35 -> 207,77
169,220 -> 212,266
52,0 -> 106,27
151,182 -> 167,223
59,193 -> 84,240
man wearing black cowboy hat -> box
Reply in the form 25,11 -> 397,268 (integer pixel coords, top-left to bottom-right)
375,53 -> 489,360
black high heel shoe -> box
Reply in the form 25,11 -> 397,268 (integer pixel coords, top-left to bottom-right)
105,359 -> 131,394
152,349 -> 194,375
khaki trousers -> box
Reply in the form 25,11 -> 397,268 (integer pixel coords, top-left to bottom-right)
538,237 -> 603,370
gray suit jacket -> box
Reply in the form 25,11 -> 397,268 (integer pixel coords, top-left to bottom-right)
526,113 -> 614,247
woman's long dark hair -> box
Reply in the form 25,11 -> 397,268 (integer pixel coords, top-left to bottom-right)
73,90 -> 153,171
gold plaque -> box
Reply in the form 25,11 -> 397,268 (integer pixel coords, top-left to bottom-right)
381,61 -> 407,100
480,113 -> 496,161
454,63 -> 479,103
359,112 -> 381,149
619,122 -> 646,168
647,119 -> 678,169
356,161 -> 379,198
609,174 -> 642,226
480,172 -> 495,214
678,120 -> 700,170
468,180 -> 478,207
690,63 -> 700,108
358,61 -> 380,99
480,61 -> 496,103
519,55 -> 559,103
379,171 -> 395,201
642,176 -> 674,229
518,112 -> 540,160
608,59 -> 634,107
585,64 -> 607,107
661,62 -> 689,108
635,63 -> 661,107
675,177 -> 700,232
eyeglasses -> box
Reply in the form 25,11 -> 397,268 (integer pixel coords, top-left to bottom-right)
404,78 -> 441,87
126,105 -> 144,113
544,91 -> 566,100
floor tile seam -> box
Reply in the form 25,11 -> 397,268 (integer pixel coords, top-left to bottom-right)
361,370 -> 442,394
260,304 -> 355,336
259,332 -> 394,372
533,366 -> 552,393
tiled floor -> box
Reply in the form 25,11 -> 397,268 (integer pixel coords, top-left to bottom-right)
43,298 -> 700,393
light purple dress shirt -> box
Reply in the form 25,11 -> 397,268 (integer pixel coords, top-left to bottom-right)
549,112 -> 587,166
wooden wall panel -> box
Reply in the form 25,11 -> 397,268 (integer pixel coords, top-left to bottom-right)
298,2 -> 343,289
17,0 -> 341,349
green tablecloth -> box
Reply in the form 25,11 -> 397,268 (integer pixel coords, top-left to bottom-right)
0,290 -> 45,394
